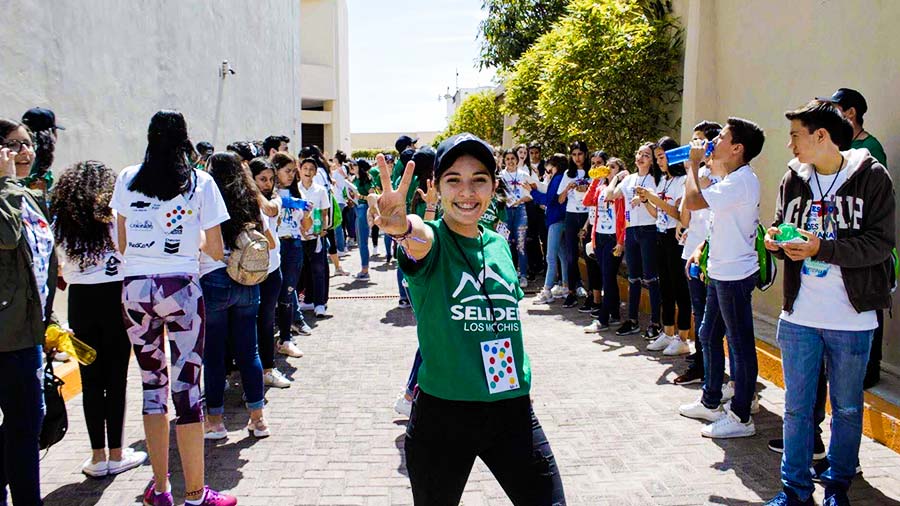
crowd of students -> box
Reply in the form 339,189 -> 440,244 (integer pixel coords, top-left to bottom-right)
0,85 -> 893,506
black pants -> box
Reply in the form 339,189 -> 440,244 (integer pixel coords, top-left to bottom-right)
583,233 -> 601,294
657,229 -> 692,331
563,212 -> 588,291
343,204 -> 357,240
69,282 -> 131,450
525,201 -> 547,277
405,391 -> 566,506
300,238 -> 329,306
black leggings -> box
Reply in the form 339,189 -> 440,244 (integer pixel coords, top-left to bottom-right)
583,233 -> 601,294
405,391 -> 566,505
657,229 -> 692,331
563,212 -> 588,291
68,281 -> 131,450
326,228 -> 338,255
300,238 -> 329,306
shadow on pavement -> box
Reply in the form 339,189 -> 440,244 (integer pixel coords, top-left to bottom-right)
42,441 -> 149,506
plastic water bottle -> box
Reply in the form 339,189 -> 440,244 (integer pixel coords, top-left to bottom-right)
689,263 -> 702,280
665,143 -> 714,165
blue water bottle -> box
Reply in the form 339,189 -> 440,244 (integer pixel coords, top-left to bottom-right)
665,142 -> 714,165
689,263 -> 702,279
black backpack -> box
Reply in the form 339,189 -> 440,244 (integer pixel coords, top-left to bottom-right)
39,356 -> 68,450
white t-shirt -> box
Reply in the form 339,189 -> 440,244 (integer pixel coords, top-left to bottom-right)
199,210 -> 272,277
702,165 -> 760,281
595,189 -> 617,235
781,168 -> 877,330
110,165 -> 230,277
620,172 -> 656,227
299,182 -> 331,241
276,188 -> 306,239
655,175 -> 686,232
332,169 -> 349,206
501,168 -> 536,207
557,170 -> 590,214
681,167 -> 720,260
265,201 -> 282,274
59,217 -> 125,284
21,198 -> 54,315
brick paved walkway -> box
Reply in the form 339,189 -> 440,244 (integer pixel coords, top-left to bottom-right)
39,246 -> 900,505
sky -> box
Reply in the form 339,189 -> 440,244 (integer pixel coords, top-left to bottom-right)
347,0 -> 497,134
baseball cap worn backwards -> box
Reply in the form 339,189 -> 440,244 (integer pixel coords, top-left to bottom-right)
434,133 -> 497,180
395,135 -> 418,153
816,88 -> 868,115
22,107 -> 65,131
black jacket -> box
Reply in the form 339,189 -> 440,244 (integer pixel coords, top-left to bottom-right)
771,149 -> 895,314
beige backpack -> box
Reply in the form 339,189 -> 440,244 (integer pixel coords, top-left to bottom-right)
226,227 -> 270,286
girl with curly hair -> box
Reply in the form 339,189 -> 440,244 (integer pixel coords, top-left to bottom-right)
199,152 -> 272,442
52,160 -> 148,478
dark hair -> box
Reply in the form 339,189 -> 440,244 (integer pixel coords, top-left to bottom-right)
300,145 -> 327,168
207,152 -> 264,250
299,157 -> 320,173
409,146 -> 436,212
263,135 -> 290,155
31,129 -> 56,179
515,143 -> 532,171
567,141 -> 588,177
656,136 -> 686,177
639,142 -> 663,185
0,118 -> 26,140
129,110 -> 194,201
726,117 -> 766,164
503,148 -> 519,164
692,120 -> 722,141
528,141 -> 542,152
591,150 -> 609,165
546,153 -> 569,175
196,141 -> 215,162
227,141 -> 256,162
334,150 -> 348,164
607,157 -> 627,174
785,100 -> 853,151
249,156 -> 275,178
50,160 -> 117,270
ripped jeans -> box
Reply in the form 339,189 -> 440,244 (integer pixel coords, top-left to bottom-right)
505,205 -> 528,279
624,225 -> 660,323
277,237 -> 306,342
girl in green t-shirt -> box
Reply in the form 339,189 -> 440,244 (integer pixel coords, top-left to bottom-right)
370,134 -> 566,505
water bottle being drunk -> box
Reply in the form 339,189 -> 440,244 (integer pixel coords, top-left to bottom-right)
665,142 -> 714,166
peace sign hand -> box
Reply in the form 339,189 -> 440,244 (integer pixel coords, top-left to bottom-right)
416,178 -> 438,206
373,153 -> 415,235
0,148 -> 16,179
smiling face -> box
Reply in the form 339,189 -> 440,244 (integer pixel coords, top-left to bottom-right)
2,126 -> 35,177
517,146 -> 528,162
275,162 -> 296,188
299,161 -> 317,186
437,154 -> 496,234
504,153 -> 518,172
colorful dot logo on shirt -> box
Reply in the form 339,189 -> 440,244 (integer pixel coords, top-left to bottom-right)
489,357 -> 495,364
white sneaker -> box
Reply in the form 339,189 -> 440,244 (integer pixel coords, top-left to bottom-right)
724,395 -> 760,415
204,423 -> 228,441
338,250 -> 351,258
314,305 -> 327,317
107,448 -> 147,475
583,321 -> 608,333
518,277 -> 529,288
550,285 -> 568,299
647,334 -> 673,351
534,288 -> 554,304
576,287 -> 588,298
277,341 -> 304,358
679,398 -> 726,422
701,409 -> 756,439
721,382 -> 735,402
298,302 -> 315,311
394,395 -> 412,417
293,322 -> 312,336
263,369 -> 292,388
81,457 -> 109,478
663,338 -> 691,356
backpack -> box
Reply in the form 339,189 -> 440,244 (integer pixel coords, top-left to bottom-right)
226,227 -> 270,286
330,192 -> 343,229
39,356 -> 68,450
699,224 -> 776,291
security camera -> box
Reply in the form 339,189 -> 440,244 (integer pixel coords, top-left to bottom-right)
220,60 -> 236,78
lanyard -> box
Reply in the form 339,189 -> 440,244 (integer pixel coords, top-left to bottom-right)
447,227 -> 501,339
812,155 -> 843,216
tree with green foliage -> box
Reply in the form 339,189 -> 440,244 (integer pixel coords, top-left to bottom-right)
477,0 -> 569,71
434,90 -> 504,147
502,0 -> 682,158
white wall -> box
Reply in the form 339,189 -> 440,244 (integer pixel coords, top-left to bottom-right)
1,0 -> 303,172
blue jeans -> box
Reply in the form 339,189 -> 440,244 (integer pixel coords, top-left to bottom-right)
505,205 -> 528,278
563,212 -> 588,291
405,349 -> 423,397
397,266 -> 409,301
356,202 -> 370,268
385,234 -> 394,258
278,238 -> 306,342
335,204 -> 347,251
0,345 -> 44,506
624,225 -> 660,323
201,268 -> 264,415
777,320 -> 873,499
543,221 -> 569,289
595,233 -> 622,325
257,268 -> 282,370
699,273 -> 757,421
686,276 -> 735,376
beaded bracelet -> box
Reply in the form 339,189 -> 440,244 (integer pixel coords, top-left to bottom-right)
389,217 -> 427,244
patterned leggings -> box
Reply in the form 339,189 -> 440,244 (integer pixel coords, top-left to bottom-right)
122,274 -> 205,425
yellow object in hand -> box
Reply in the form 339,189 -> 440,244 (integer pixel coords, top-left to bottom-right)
45,324 -> 97,365
589,166 -> 610,180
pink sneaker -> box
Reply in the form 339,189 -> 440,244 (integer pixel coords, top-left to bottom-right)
142,479 -> 174,506
196,486 -> 238,506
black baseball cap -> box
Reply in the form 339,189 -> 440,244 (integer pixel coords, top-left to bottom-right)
395,135 -> 418,153
22,107 -> 65,131
434,133 -> 497,179
399,148 -> 415,166
816,88 -> 868,116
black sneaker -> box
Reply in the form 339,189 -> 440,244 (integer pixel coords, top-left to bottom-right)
767,435 -> 826,460
590,307 -> 604,319
642,324 -> 662,340
823,487 -> 850,506
811,459 -> 862,484
609,315 -> 621,325
673,367 -> 704,385
578,300 -> 594,313
763,491 -> 814,506
615,320 -> 640,336
562,294 -> 579,308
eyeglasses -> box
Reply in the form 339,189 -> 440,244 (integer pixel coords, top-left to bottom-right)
2,139 -> 34,151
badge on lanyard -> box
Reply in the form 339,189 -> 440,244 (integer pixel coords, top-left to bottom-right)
480,339 -> 520,395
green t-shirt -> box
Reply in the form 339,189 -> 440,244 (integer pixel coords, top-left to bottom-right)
852,134 -> 887,166
370,167 -> 383,192
353,176 -> 376,205
398,220 -> 532,402
479,198 -> 508,231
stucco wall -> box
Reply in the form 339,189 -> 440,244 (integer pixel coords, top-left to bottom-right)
679,0 -> 900,374
1,0 -> 303,172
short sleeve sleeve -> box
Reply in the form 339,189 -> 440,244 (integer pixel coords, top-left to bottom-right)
110,168 -> 131,218
319,187 -> 332,210
198,174 -> 230,230
557,175 -> 571,195
702,175 -> 745,212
